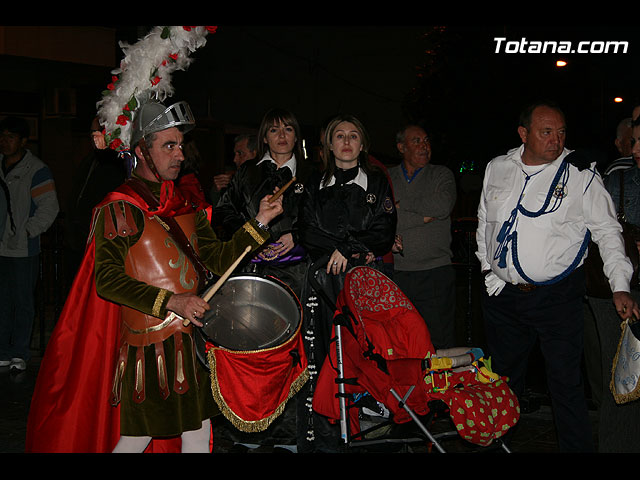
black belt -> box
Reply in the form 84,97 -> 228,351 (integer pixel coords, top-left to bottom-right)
515,283 -> 538,292
482,270 -> 540,293
502,266 -> 584,293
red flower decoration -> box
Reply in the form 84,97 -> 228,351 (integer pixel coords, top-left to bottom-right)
182,26 -> 216,34
169,53 -> 178,61
151,76 -> 161,86
106,75 -> 119,90
116,115 -> 129,126
109,138 -> 123,150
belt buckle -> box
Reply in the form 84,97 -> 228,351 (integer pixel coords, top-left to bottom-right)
517,283 -> 537,292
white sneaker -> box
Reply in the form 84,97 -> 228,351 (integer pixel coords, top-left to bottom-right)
0,359 -> 10,367
9,358 -> 26,371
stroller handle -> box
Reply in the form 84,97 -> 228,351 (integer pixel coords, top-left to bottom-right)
308,253 -> 337,310
309,253 -> 332,276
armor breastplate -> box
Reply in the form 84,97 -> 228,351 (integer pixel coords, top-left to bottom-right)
121,212 -> 200,346
110,209 -> 202,405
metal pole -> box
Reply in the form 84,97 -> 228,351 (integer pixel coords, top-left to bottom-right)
389,387 -> 446,453
336,321 -> 348,443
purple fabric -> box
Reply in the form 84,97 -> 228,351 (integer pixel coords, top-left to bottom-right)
251,244 -> 306,265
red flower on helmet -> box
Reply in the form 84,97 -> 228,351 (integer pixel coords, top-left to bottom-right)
109,138 -> 123,150
183,26 -> 217,34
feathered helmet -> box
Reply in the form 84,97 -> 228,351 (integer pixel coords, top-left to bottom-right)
96,26 -> 217,154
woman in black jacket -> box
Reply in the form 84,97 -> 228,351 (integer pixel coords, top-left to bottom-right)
211,109 -> 318,452
298,113 -> 397,452
301,114 -> 396,274
213,107 -> 315,295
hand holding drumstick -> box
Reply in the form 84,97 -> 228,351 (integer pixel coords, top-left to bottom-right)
172,180 -> 293,327
254,177 -> 294,226
177,246 -> 253,327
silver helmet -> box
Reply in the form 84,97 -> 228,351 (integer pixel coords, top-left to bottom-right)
130,100 -> 196,148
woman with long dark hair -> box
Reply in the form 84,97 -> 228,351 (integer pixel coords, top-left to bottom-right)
212,107 -> 315,452
213,107 -> 315,294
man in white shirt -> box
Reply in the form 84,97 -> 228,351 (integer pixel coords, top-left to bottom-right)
476,101 -> 639,452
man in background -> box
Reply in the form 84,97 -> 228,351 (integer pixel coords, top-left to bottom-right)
210,133 -> 257,204
389,124 -> 457,349
0,116 -> 59,371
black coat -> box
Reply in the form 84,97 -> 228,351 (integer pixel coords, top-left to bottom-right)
212,156 -> 317,244
299,166 -> 397,262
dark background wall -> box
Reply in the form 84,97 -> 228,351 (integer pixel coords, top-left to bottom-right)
2,25 -> 637,218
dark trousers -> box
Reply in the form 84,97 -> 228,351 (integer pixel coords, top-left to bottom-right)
482,267 -> 594,452
0,255 -> 40,361
394,265 -> 456,349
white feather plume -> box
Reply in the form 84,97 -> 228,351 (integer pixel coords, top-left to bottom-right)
96,26 -> 215,151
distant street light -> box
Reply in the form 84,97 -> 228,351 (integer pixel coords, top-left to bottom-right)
556,60 -> 567,67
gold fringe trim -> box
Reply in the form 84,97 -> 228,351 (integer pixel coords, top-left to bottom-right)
207,348 -> 309,433
610,319 -> 640,404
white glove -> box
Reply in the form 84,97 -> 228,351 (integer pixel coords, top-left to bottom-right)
484,271 -> 506,296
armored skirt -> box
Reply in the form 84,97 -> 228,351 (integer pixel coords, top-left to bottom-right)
118,332 -> 217,437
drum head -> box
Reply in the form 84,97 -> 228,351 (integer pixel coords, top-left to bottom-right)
198,274 -> 301,353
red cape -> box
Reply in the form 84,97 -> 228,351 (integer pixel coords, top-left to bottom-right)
25,175 -> 209,453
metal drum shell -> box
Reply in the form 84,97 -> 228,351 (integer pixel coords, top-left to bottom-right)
194,273 -> 302,367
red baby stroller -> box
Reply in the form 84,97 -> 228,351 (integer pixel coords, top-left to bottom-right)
311,266 -> 519,453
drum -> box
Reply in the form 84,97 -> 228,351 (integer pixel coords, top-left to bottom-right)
194,273 -> 308,433
195,273 -> 302,365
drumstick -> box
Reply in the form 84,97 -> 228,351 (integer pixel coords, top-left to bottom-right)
183,245 -> 252,326
203,246 -> 252,302
269,176 -> 296,203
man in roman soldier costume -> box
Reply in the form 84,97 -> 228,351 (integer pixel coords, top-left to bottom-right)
25,94 -> 283,452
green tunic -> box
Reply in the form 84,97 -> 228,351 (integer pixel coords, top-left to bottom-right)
93,178 -> 270,437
